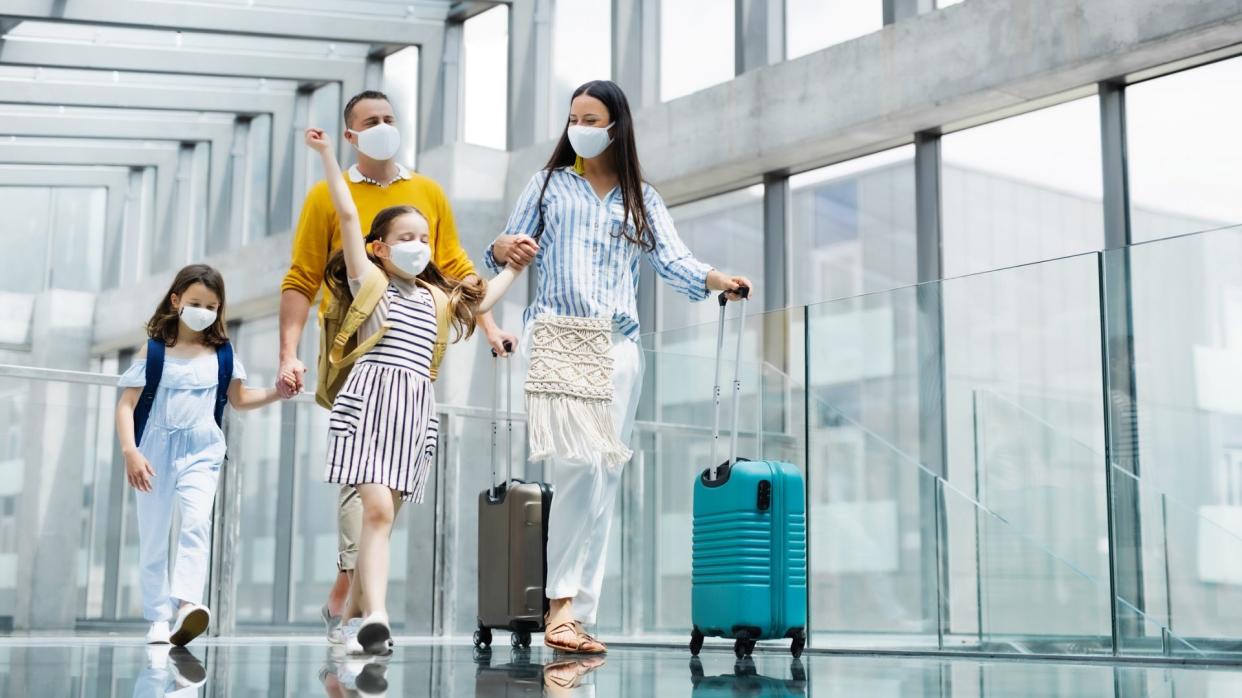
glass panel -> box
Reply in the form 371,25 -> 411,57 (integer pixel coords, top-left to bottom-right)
789,145 -> 917,306
1127,56 -> 1242,242
943,253 -> 1111,646
806,285 -> 938,645
786,0 -> 884,60
0,187 -> 50,294
382,46 -> 419,169
1119,225 -> 1242,656
662,186 -> 764,333
77,356 -> 119,620
660,0 -> 735,101
550,0 -> 612,138
941,97 -> 1104,277
232,315 -> 282,623
463,6 -> 509,150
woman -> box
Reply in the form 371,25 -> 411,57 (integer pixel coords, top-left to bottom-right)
486,80 -> 752,654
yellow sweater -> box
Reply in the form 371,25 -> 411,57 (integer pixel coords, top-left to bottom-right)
281,171 -> 477,313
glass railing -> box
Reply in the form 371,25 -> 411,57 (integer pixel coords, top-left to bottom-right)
2,222 -> 1240,662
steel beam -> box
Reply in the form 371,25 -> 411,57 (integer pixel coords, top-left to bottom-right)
2,0 -> 449,45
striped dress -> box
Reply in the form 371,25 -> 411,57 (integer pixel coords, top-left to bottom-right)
325,281 -> 439,503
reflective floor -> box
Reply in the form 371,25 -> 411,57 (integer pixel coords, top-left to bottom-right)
2,634 -> 1242,697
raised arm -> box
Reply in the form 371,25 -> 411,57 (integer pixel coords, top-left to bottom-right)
304,127 -> 370,281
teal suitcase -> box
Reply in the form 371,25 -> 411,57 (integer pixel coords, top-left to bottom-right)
690,289 -> 808,659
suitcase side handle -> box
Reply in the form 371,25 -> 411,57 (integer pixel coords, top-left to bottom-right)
709,286 -> 749,481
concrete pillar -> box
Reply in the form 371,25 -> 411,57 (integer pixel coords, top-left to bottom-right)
735,0 -> 784,75
613,0 -> 660,109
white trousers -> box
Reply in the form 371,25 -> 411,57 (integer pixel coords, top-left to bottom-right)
135,451 -> 219,622
527,330 -> 643,626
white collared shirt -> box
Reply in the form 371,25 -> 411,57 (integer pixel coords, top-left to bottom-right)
347,163 -> 412,187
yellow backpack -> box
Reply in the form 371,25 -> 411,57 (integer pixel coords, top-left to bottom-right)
316,271 -> 451,410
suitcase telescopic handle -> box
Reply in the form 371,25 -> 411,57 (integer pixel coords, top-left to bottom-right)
490,340 -> 515,499
709,286 -> 749,481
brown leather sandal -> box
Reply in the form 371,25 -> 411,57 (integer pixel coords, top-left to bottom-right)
543,621 -> 606,654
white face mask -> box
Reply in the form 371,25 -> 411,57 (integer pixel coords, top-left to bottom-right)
386,240 -> 431,278
567,123 -> 613,159
348,122 -> 402,161
179,306 -> 217,332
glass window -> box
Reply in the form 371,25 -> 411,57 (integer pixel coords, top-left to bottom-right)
463,6 -> 509,150
938,0 -> 965,6
790,146 -> 917,306
786,0 -> 884,60
49,187 -> 107,293
941,96 -> 1104,278
660,186 -> 764,333
660,0 -> 735,101
0,187 -> 51,294
248,114 -> 273,240
306,82 -> 344,187
549,0 -> 611,138
382,47 -> 419,168
1127,56 -> 1242,243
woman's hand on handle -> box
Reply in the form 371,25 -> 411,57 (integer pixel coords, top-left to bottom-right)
708,271 -> 754,302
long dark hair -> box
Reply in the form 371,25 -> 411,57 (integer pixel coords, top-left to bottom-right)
324,205 -> 484,341
146,264 -> 230,348
537,80 -> 655,251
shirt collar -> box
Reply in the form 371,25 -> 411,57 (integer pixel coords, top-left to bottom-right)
347,163 -> 411,186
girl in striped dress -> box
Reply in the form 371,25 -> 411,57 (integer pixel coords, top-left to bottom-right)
303,127 -> 484,655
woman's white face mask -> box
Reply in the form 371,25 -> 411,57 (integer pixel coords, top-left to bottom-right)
567,123 -> 613,159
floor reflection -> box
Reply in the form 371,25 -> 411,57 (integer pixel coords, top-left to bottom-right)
2,635 -> 1242,697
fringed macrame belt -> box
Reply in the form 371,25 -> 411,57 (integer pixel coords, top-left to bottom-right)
525,314 -> 632,470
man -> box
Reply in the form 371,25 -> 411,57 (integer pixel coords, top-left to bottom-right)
278,90 -> 515,644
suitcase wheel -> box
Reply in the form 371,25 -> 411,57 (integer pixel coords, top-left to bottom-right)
511,630 -> 532,649
732,635 -> 756,659
689,627 -> 705,657
473,627 -> 492,649
791,631 -> 806,659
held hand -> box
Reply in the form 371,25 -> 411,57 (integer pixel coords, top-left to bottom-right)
277,356 -> 306,398
486,326 -> 519,357
304,127 -> 332,153
124,449 -> 155,493
495,234 -> 539,268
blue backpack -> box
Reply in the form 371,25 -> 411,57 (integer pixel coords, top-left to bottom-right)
133,338 -> 234,446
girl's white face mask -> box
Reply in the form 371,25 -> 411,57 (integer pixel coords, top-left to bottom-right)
348,122 -> 402,161
567,123 -> 613,159
179,306 -> 217,332
386,240 -> 431,278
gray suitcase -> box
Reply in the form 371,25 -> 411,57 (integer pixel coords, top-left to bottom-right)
474,344 -> 552,650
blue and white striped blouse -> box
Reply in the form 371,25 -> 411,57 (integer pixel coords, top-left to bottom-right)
485,166 -> 713,340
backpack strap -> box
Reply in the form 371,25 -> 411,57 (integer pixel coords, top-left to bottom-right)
328,267 -> 390,367
418,280 -> 451,382
215,341 -> 233,427
133,338 -> 165,447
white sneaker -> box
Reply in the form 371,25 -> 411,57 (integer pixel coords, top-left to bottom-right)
170,604 -> 211,647
323,603 -> 344,644
341,618 -> 365,655
357,614 -> 392,656
146,621 -> 171,645
168,647 -> 207,688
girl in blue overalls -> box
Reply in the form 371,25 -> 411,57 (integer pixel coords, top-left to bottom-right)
116,264 -> 283,646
